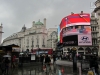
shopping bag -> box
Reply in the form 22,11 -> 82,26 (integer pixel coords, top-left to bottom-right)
43,65 -> 46,71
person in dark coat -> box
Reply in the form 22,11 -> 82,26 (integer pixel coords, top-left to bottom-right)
5,57 -> 10,75
1,58 -> 6,75
45,55 -> 51,65
53,55 -> 56,64
89,56 -> 99,75
45,55 -> 51,72
40,55 -> 44,65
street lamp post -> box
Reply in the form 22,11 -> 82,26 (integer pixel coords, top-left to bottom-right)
71,47 -> 77,73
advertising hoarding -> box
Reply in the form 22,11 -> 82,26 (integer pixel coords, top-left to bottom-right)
62,25 -> 91,37
66,13 -> 90,26
78,34 -> 92,45
63,35 -> 78,46
59,12 -> 91,46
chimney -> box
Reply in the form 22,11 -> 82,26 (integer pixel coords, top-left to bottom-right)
71,12 -> 74,15
44,18 -> 46,28
81,11 -> 83,14
32,21 -> 35,27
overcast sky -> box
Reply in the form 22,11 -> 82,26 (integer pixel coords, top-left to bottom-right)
0,0 -> 96,41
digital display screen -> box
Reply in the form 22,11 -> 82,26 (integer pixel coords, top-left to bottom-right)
63,35 -> 78,46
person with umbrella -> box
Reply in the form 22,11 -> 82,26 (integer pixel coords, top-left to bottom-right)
1,58 -> 6,75
5,57 -> 10,75
3,55 -> 10,75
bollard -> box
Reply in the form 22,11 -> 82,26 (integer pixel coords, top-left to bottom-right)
35,68 -> 36,75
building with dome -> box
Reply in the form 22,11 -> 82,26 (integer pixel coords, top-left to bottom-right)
2,18 -> 57,54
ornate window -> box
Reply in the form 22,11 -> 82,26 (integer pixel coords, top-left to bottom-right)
42,37 -> 45,47
26,37 -> 29,49
31,36 -> 34,48
36,35 -> 39,47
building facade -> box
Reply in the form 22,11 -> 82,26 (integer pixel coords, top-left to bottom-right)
91,12 -> 99,46
94,0 -> 100,56
2,18 -> 57,52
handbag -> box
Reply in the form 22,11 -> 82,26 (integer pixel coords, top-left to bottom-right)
87,70 -> 94,75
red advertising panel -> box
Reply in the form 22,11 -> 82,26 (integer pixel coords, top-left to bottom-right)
60,17 -> 67,30
66,13 -> 90,26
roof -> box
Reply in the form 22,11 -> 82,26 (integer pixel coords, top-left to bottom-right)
35,20 -> 43,25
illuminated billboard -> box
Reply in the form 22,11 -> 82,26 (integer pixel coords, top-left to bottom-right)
60,11 -> 92,46
78,34 -> 92,45
62,25 -> 91,37
63,35 -> 78,46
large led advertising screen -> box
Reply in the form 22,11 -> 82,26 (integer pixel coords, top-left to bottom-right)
59,12 -> 92,46
62,25 -> 91,37
63,35 -> 78,46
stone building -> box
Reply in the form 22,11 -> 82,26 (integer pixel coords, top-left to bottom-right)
94,0 -> 100,55
91,12 -> 99,46
2,18 -> 57,54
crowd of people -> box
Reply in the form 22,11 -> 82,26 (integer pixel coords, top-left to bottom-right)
0,55 -> 17,75
39,54 -> 56,73
0,54 -> 56,75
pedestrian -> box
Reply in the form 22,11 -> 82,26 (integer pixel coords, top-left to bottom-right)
89,56 -> 99,75
12,55 -> 16,68
50,56 -> 54,73
5,57 -> 10,75
40,55 -> 44,65
53,55 -> 56,64
45,55 -> 51,73
1,58 -> 6,75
